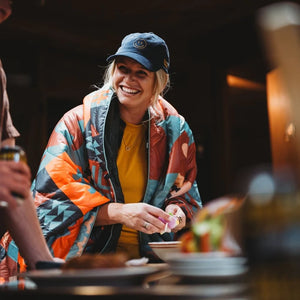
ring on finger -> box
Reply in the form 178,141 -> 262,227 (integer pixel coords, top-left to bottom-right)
143,221 -> 150,230
177,216 -> 183,224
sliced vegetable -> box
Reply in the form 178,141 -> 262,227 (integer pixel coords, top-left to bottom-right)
159,213 -> 179,234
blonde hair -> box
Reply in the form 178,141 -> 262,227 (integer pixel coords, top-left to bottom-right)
103,60 -> 170,108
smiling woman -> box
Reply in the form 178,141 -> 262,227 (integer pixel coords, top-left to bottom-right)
2,32 -> 202,275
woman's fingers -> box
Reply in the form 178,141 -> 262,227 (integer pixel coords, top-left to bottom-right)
120,203 -> 188,234
122,203 -> 172,233
0,161 -> 32,208
140,214 -> 168,233
0,189 -> 18,209
165,204 -> 186,232
1,160 -> 31,177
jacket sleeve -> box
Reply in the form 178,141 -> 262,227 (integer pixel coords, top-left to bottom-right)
32,105 -> 110,256
164,118 -> 202,223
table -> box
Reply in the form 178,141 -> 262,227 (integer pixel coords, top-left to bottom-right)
0,263 -> 251,299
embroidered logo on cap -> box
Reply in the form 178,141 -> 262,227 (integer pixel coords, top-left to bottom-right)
133,39 -> 147,49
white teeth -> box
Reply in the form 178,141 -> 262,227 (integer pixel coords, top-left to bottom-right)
121,86 -> 139,94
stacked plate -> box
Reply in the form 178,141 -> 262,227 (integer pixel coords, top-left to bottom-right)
166,252 -> 248,281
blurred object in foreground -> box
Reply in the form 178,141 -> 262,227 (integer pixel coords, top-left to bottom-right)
254,4 -> 300,296
62,253 -> 129,270
175,196 -> 248,291
0,145 -> 27,163
180,195 -> 245,255
257,1 -> 300,188
242,166 -> 300,263
242,163 -> 300,299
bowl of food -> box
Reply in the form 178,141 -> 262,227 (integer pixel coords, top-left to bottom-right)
148,241 -> 182,262
179,195 -> 245,254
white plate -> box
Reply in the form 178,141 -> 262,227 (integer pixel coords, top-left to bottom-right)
170,265 -> 248,277
166,252 -> 248,278
167,252 -> 247,266
24,266 -> 161,287
167,251 -> 230,259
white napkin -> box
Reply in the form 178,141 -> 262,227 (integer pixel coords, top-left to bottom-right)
125,257 -> 149,266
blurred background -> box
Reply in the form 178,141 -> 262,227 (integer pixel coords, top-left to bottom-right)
0,0 -> 297,205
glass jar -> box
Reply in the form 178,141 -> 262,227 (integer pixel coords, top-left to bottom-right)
0,145 -> 27,163
0,145 -> 27,206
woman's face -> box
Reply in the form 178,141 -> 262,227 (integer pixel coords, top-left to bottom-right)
0,0 -> 12,24
112,57 -> 155,111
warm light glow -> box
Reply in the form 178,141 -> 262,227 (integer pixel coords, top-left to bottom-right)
227,74 -> 266,91
267,68 -> 298,171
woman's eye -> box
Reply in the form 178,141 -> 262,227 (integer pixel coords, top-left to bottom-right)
118,65 -> 128,73
137,71 -> 147,77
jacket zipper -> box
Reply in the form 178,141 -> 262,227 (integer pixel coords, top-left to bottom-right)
143,119 -> 151,203
99,102 -> 116,253
139,114 -> 151,253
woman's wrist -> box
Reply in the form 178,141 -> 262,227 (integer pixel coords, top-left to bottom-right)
95,202 -> 124,226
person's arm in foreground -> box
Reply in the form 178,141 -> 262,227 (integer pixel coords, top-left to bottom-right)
0,158 -> 58,270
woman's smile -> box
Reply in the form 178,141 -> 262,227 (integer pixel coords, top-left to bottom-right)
120,85 -> 140,95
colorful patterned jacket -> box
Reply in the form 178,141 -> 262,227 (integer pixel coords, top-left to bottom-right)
2,87 -> 202,272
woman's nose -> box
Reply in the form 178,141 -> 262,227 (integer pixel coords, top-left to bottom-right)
124,73 -> 136,82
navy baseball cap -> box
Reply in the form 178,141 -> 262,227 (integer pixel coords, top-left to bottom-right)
107,32 -> 170,73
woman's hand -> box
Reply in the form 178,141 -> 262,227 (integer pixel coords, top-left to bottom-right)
0,161 -> 32,209
96,202 -> 173,234
165,204 -> 186,232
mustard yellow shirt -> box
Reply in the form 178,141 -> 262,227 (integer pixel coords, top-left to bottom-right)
116,121 -> 147,259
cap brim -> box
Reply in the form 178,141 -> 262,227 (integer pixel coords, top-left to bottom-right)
106,52 -> 157,72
